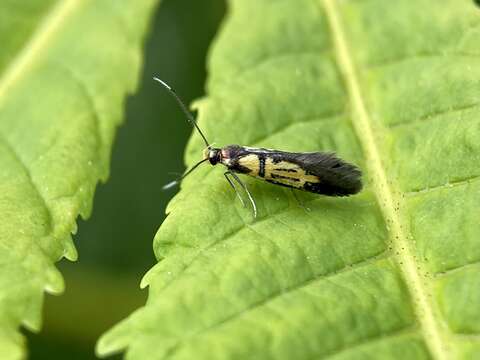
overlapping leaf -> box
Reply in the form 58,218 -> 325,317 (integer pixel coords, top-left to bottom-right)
99,0 -> 480,359
0,1 -> 158,358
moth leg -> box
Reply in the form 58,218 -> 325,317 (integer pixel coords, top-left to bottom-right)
290,188 -> 311,212
224,172 -> 246,208
225,171 -> 257,218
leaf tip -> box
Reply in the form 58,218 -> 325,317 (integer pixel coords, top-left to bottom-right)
96,322 -> 130,358
63,235 -> 78,261
139,276 -> 149,289
140,262 -> 164,289
44,267 -> 65,295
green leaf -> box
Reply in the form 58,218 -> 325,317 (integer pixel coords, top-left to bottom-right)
98,0 -> 480,359
0,0 -> 158,358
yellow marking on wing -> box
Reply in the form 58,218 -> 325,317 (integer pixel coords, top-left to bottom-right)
269,160 -> 298,171
238,154 -> 260,176
264,159 -> 319,188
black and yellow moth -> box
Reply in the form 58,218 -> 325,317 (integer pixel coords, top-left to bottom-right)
155,77 -> 362,217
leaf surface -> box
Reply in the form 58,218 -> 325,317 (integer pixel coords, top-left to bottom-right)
98,1 -> 480,359
0,0 -> 158,358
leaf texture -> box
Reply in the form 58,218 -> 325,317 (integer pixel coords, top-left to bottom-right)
0,0 -> 158,358
98,0 -> 480,359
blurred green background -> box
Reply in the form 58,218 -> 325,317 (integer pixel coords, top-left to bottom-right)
26,0 -> 225,358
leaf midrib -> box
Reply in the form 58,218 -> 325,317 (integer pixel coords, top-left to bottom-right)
0,0 -> 86,266
0,0 -> 83,103
320,0 -> 447,359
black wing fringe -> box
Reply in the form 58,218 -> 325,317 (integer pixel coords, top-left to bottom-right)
294,152 -> 363,196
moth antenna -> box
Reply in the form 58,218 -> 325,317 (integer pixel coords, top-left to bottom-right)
162,158 -> 210,190
153,77 -> 211,148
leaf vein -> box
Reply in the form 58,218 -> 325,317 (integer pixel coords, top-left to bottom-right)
0,135 -> 53,257
53,60 -> 104,151
323,325 -> 417,359
434,259 -> 480,278
321,0 -> 448,359
368,52 -> 480,69
213,49 -> 332,90
164,251 -> 389,359
406,174 -> 480,197
248,111 -> 343,147
157,193 -> 377,293
389,102 -> 480,129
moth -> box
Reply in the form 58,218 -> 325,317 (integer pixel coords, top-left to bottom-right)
155,77 -> 362,217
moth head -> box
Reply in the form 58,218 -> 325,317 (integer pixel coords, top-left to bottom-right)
204,147 -> 221,165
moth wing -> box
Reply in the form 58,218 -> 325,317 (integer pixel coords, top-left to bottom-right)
264,159 -> 312,189
290,152 -> 362,196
